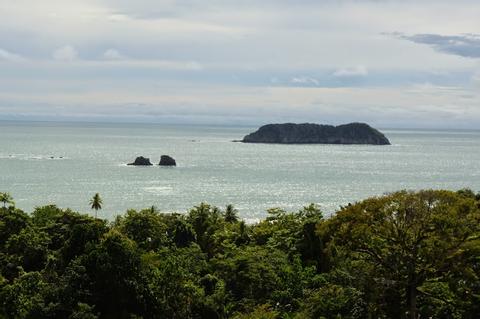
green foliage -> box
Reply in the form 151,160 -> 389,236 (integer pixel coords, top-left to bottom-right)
232,304 -> 280,319
253,204 -> 324,268
0,190 -> 478,318
224,205 -> 239,223
69,303 -> 99,319
115,208 -> 168,250
169,216 -> 196,247
187,203 -> 223,257
0,207 -> 30,248
296,284 -> 365,319
318,190 -> 480,318
0,192 -> 14,208
0,271 -> 53,318
89,193 -> 102,218
6,227 -> 50,271
32,205 -> 64,227
81,230 -> 154,319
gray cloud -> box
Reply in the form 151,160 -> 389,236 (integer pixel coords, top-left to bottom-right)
393,33 -> 480,58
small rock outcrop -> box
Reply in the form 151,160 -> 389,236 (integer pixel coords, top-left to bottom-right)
128,156 -> 153,166
159,155 -> 176,166
241,123 -> 390,145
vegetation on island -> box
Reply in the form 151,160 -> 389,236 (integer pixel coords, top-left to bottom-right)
0,189 -> 480,319
241,123 -> 391,145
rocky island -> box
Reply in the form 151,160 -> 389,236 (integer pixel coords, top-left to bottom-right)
241,122 -> 390,145
127,155 -> 177,166
127,156 -> 153,166
159,155 -> 176,166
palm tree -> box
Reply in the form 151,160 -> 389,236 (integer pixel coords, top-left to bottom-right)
90,193 -> 103,218
224,204 -> 238,223
0,192 -> 14,208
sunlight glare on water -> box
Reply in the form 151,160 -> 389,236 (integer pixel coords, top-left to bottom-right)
1,121 -> 480,220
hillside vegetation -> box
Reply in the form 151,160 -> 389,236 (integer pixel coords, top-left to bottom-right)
1,189 -> 479,318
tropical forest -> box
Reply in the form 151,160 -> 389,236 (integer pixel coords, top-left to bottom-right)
0,189 -> 479,319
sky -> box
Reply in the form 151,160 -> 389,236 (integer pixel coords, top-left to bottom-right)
0,0 -> 479,128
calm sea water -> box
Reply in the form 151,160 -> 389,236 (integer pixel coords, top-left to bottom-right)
1,121 -> 480,221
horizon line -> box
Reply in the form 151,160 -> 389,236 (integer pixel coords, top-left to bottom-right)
1,118 -> 479,132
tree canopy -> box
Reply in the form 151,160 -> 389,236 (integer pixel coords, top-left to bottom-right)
0,192 -> 14,208
0,189 -> 479,318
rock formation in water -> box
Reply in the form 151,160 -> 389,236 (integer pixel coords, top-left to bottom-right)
128,156 -> 153,166
159,155 -> 176,166
241,123 -> 390,145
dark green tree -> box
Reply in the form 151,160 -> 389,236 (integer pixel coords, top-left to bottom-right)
6,227 -> 50,271
318,190 -> 480,319
297,284 -> 365,319
0,192 -> 14,208
224,204 -> 239,223
187,203 -> 222,257
89,193 -> 102,219
69,303 -> 99,319
0,207 -> 30,248
170,217 -> 196,248
115,208 -> 168,251
81,230 -> 155,319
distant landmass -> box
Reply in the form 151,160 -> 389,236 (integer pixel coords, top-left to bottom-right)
241,123 -> 390,145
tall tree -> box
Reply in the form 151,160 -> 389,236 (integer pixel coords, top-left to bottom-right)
89,193 -> 103,219
318,190 -> 480,319
0,192 -> 14,208
224,204 -> 238,223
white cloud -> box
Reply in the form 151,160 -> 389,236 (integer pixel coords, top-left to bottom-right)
0,48 -> 25,62
103,48 -> 125,60
53,45 -> 78,61
1,0 -> 480,126
291,76 -> 319,86
0,1 -> 477,70
333,66 -> 368,77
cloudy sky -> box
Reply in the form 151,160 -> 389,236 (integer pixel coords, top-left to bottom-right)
1,0 -> 479,128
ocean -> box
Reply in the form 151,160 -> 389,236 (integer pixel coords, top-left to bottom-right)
1,121 -> 479,221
